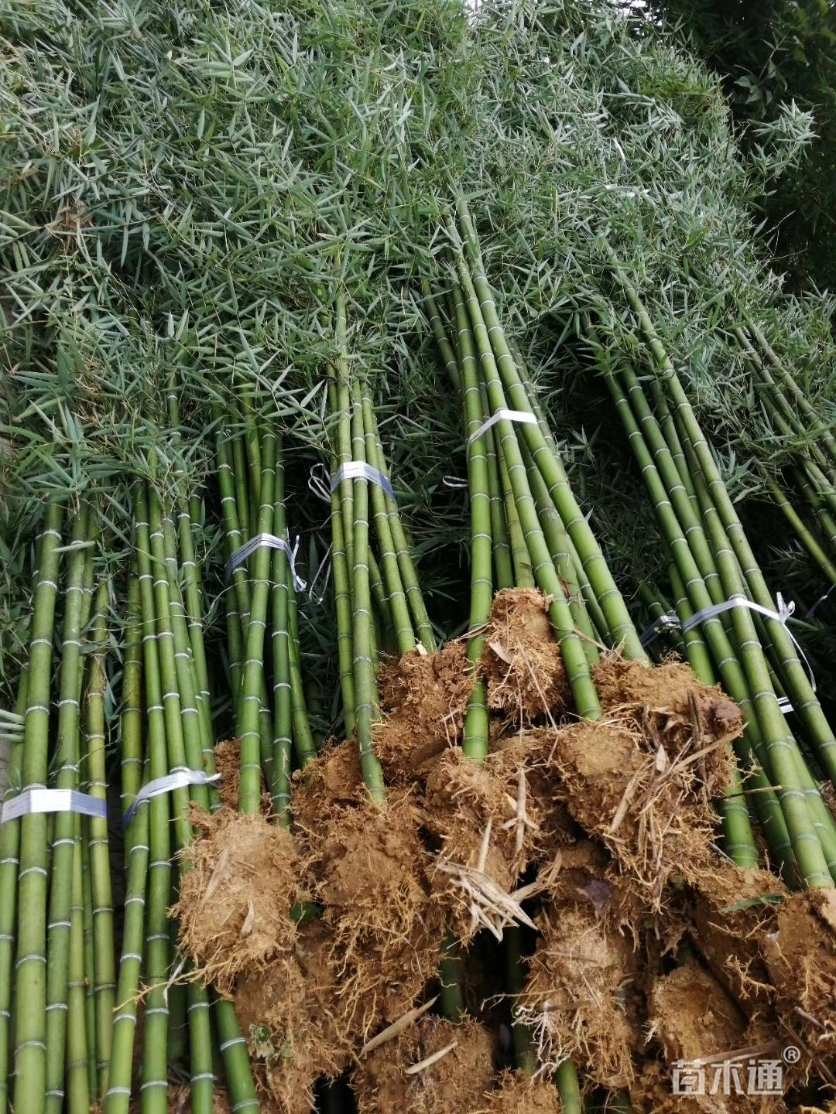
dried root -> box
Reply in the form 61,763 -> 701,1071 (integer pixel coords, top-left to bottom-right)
375,641 -> 474,782
304,792 -> 443,1040
172,808 -> 300,992
476,1072 -> 561,1114
353,1014 -> 495,1114
483,589 -> 571,722
519,900 -> 640,1090
549,711 -> 725,904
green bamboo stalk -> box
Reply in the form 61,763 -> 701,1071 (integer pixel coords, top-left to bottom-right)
495,412 -> 536,590
236,429 -> 277,815
231,426 -> 252,542
0,674 -> 26,1112
746,320 -> 836,471
456,203 -> 647,663
439,931 -> 464,1022
104,579 -> 148,1114
422,279 -> 461,393
611,257 -> 833,885
656,329 -> 836,793
453,280 -> 493,760
555,1059 -> 583,1114
160,512 -> 212,811
364,401 -> 436,651
505,928 -> 535,1075
146,485 -> 200,849
13,501 -> 63,1114
768,479 -> 836,583
119,572 -> 144,809
79,823 -> 97,1096
329,443 -> 357,740
607,370 -> 793,875
271,491 -> 293,821
239,388 -> 263,525
66,822 -> 90,1114
135,490 -> 174,1114
668,565 -> 716,684
175,495 -> 216,769
334,297 -> 356,581
44,508 -> 90,1114
483,423 -> 515,591
796,468 -> 836,561
83,575 -> 117,1096
519,437 -> 600,663
453,237 -> 601,719
361,390 -> 416,655
666,570 -> 758,867
286,563 -> 317,769
734,328 -> 835,480
348,374 -> 386,800
213,997 -> 260,1114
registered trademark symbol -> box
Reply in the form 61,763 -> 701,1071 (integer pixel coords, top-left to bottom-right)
783,1046 -> 801,1064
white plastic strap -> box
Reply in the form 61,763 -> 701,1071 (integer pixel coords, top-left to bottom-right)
226,534 -> 306,592
124,771 -> 220,826
641,593 -> 815,712
806,582 -> 836,620
467,408 -> 537,446
639,613 -> 680,649
307,464 -> 332,504
330,461 -> 395,501
1,789 -> 107,825
682,593 -> 815,691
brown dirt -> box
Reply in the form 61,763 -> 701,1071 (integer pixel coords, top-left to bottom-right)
235,965 -> 337,1114
375,641 -> 474,782
476,1072 -> 561,1114
213,739 -> 273,814
306,792 -> 444,1041
648,959 -> 748,1065
643,957 -> 790,1114
519,900 -> 640,1090
688,868 -> 788,1013
491,728 -> 576,863
213,740 -> 243,811
172,808 -> 300,991
483,589 -> 571,722
291,739 -> 364,830
759,890 -> 836,1056
353,1014 -> 495,1114
549,713 -> 720,905
422,739 -> 560,942
591,657 -> 742,795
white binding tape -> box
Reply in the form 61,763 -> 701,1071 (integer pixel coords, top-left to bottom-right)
226,534 -> 306,592
330,461 -> 395,501
642,593 -> 814,713
639,612 -> 680,649
682,593 -> 815,692
467,408 -> 537,446
124,770 -> 220,826
1,789 -> 107,825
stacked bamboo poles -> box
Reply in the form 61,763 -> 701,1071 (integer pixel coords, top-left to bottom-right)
213,393 -> 318,819
327,290 -> 437,800
589,249 -> 836,889
423,202 -> 665,1113
731,322 -> 836,583
0,504 -> 123,1113
425,202 -> 650,754
102,458 -> 274,1114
